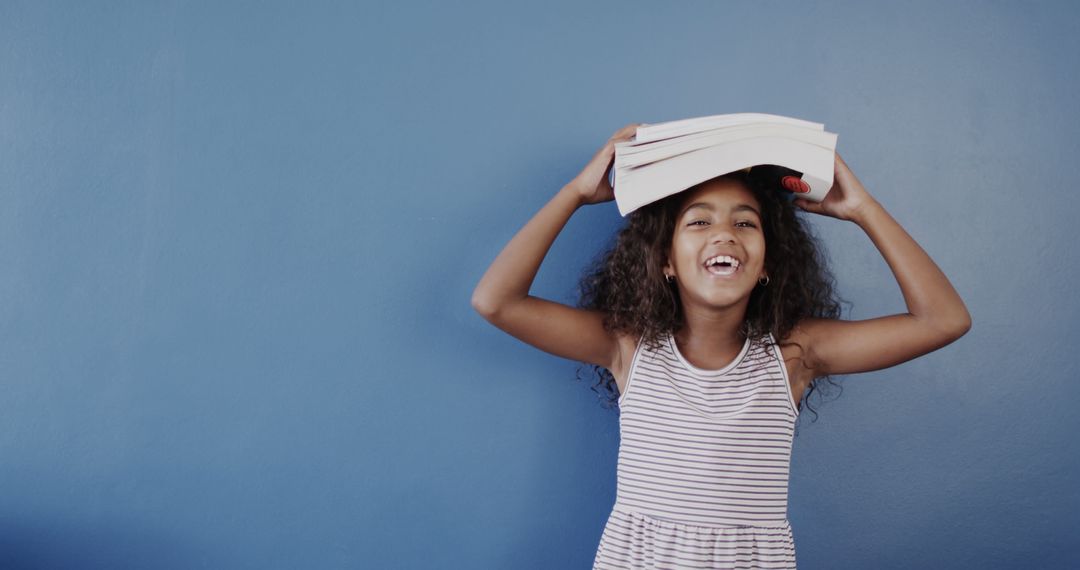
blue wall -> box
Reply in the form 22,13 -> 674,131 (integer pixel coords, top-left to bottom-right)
2,1 -> 1077,568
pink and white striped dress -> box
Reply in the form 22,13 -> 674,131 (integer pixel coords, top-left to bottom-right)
593,330 -> 800,569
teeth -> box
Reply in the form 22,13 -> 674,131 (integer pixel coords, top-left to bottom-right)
705,255 -> 740,268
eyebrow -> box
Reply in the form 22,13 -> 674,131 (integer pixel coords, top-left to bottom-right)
681,202 -> 762,219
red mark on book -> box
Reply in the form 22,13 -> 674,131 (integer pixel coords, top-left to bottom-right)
781,176 -> 810,194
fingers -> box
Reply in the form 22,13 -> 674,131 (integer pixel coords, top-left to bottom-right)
593,123 -> 641,166
794,198 -> 822,214
610,123 -> 642,141
596,124 -> 640,160
834,152 -> 851,173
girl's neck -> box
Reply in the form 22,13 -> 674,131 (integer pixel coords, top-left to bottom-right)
673,311 -> 749,356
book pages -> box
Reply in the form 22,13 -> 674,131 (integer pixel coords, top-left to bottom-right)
633,113 -> 824,144
610,113 -> 838,217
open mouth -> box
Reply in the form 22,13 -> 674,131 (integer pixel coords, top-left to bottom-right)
703,255 -> 741,277
706,264 -> 738,276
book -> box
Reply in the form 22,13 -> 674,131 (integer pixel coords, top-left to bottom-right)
609,113 -> 838,217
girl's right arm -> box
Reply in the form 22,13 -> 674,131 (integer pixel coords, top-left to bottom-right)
471,124 -> 640,372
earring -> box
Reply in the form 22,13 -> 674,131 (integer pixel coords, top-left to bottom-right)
758,275 -> 770,287
666,274 -> 674,283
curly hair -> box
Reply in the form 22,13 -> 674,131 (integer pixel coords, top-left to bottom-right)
575,166 -> 849,425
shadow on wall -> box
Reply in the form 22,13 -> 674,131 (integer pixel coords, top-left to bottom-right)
0,519 -> 210,570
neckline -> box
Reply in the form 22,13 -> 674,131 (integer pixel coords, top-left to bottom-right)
667,330 -> 752,377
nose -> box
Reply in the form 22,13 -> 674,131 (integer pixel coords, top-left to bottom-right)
710,225 -> 737,244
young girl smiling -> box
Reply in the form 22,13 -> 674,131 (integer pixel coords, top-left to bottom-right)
472,123 -> 971,568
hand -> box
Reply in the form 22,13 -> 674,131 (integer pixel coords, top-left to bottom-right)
793,153 -> 879,222
567,123 -> 641,206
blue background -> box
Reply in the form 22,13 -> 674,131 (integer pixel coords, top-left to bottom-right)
2,1 -> 1078,568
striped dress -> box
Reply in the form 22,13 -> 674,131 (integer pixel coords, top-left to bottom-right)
593,330 -> 800,569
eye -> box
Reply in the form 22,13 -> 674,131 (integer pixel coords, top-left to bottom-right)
736,220 -> 758,228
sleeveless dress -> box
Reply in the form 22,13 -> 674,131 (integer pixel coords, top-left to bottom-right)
593,330 -> 800,569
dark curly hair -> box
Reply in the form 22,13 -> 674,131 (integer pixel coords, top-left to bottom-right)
574,166 -> 850,426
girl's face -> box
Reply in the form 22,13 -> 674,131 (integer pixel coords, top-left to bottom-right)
664,178 -> 767,311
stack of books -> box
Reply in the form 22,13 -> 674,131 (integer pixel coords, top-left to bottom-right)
609,113 -> 838,216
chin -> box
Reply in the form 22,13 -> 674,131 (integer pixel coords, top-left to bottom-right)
698,290 -> 751,307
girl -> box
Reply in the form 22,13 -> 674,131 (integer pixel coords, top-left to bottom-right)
471,123 -> 971,569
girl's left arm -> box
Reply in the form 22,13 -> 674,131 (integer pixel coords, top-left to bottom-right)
793,153 -> 972,377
